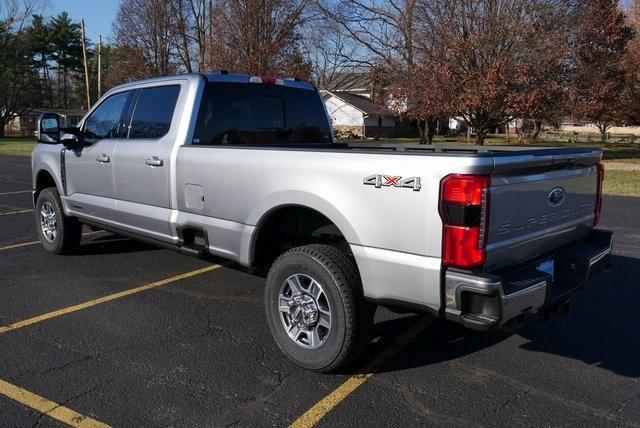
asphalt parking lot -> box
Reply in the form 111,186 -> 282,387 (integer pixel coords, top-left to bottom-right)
0,154 -> 639,427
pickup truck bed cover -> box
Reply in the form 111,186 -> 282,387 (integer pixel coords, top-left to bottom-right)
196,142 -> 600,157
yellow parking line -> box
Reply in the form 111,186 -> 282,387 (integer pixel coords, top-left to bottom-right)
0,240 -> 42,251
0,378 -> 109,427
0,209 -> 32,216
290,315 -> 434,428
0,264 -> 224,334
0,231 -> 105,252
0,190 -> 31,196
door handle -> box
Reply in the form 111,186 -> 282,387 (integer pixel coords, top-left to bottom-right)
145,156 -> 164,167
96,154 -> 110,163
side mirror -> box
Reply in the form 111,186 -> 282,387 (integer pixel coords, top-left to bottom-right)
36,113 -> 61,143
60,132 -> 85,150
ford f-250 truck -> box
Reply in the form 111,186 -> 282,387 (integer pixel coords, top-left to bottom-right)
32,72 -> 612,372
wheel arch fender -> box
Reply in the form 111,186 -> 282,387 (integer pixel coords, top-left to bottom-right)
243,190 -> 361,266
34,166 -> 63,203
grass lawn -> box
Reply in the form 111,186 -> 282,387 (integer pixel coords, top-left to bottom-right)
603,170 -> 640,197
0,138 -> 36,156
604,158 -> 640,164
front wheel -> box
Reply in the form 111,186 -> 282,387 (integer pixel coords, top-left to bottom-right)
264,244 -> 375,372
35,187 -> 82,254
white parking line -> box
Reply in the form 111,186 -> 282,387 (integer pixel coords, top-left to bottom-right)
0,209 -> 32,216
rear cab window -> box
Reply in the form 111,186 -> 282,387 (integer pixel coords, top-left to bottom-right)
192,83 -> 332,146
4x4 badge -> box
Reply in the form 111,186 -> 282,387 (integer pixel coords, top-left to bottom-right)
363,175 -> 421,191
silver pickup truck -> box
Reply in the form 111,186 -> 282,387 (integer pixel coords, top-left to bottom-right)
31,72 -> 612,372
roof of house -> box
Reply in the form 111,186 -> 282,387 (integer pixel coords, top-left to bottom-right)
323,72 -> 371,92
323,90 -> 389,116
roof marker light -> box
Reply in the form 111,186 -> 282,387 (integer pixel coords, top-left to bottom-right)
249,76 -> 284,85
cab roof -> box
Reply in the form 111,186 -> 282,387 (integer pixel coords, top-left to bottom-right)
103,72 -> 317,104
203,71 -> 316,91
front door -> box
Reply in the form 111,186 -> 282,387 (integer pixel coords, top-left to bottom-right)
65,89 -> 135,224
113,83 -> 183,242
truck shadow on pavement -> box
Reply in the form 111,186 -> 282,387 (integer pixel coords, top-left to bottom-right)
71,234 -> 161,255
354,254 -> 640,379
66,232 -> 640,379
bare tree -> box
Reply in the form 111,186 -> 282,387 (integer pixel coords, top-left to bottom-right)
111,0 -> 178,81
169,0 -> 213,72
622,0 -> 640,124
423,0 -> 573,145
301,14 -> 367,88
570,0 -> 633,140
519,6 -> 571,141
109,0 -> 312,81
205,0 -> 311,78
318,0 -> 451,144
0,0 -> 46,27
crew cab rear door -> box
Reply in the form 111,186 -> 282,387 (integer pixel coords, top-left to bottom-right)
112,82 -> 183,242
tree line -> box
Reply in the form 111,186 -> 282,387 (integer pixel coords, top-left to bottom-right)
0,1 -> 115,137
1,0 -> 640,144
322,0 -> 640,144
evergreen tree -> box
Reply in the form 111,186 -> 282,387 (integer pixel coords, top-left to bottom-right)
0,20 -> 39,138
27,14 -> 54,106
49,12 -> 83,108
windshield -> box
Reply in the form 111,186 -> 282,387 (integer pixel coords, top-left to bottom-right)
193,82 -> 333,146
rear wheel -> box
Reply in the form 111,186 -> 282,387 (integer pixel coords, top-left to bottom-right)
265,244 -> 375,372
35,187 -> 82,254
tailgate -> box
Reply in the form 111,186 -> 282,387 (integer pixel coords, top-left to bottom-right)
484,153 -> 601,272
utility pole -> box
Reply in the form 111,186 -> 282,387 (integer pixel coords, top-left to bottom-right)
97,35 -> 102,99
80,19 -> 91,109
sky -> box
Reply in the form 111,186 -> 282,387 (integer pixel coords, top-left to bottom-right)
48,0 -> 119,43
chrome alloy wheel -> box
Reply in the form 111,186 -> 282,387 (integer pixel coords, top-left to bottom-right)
279,273 -> 332,349
40,201 -> 57,242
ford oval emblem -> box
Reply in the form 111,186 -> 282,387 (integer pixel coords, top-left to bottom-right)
547,187 -> 566,206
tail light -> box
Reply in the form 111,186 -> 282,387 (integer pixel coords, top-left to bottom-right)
439,174 -> 490,269
593,162 -> 604,226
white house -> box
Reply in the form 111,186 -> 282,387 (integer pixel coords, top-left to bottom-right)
321,90 -> 397,139
320,72 -> 416,139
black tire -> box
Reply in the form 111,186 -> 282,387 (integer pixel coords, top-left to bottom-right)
264,244 -> 375,373
35,187 -> 82,254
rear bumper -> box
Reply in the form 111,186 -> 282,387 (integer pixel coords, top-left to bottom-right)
444,229 -> 613,331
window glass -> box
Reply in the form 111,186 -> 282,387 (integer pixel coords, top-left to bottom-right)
84,91 -> 131,141
41,118 -> 59,133
193,83 -> 332,145
129,85 -> 180,139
